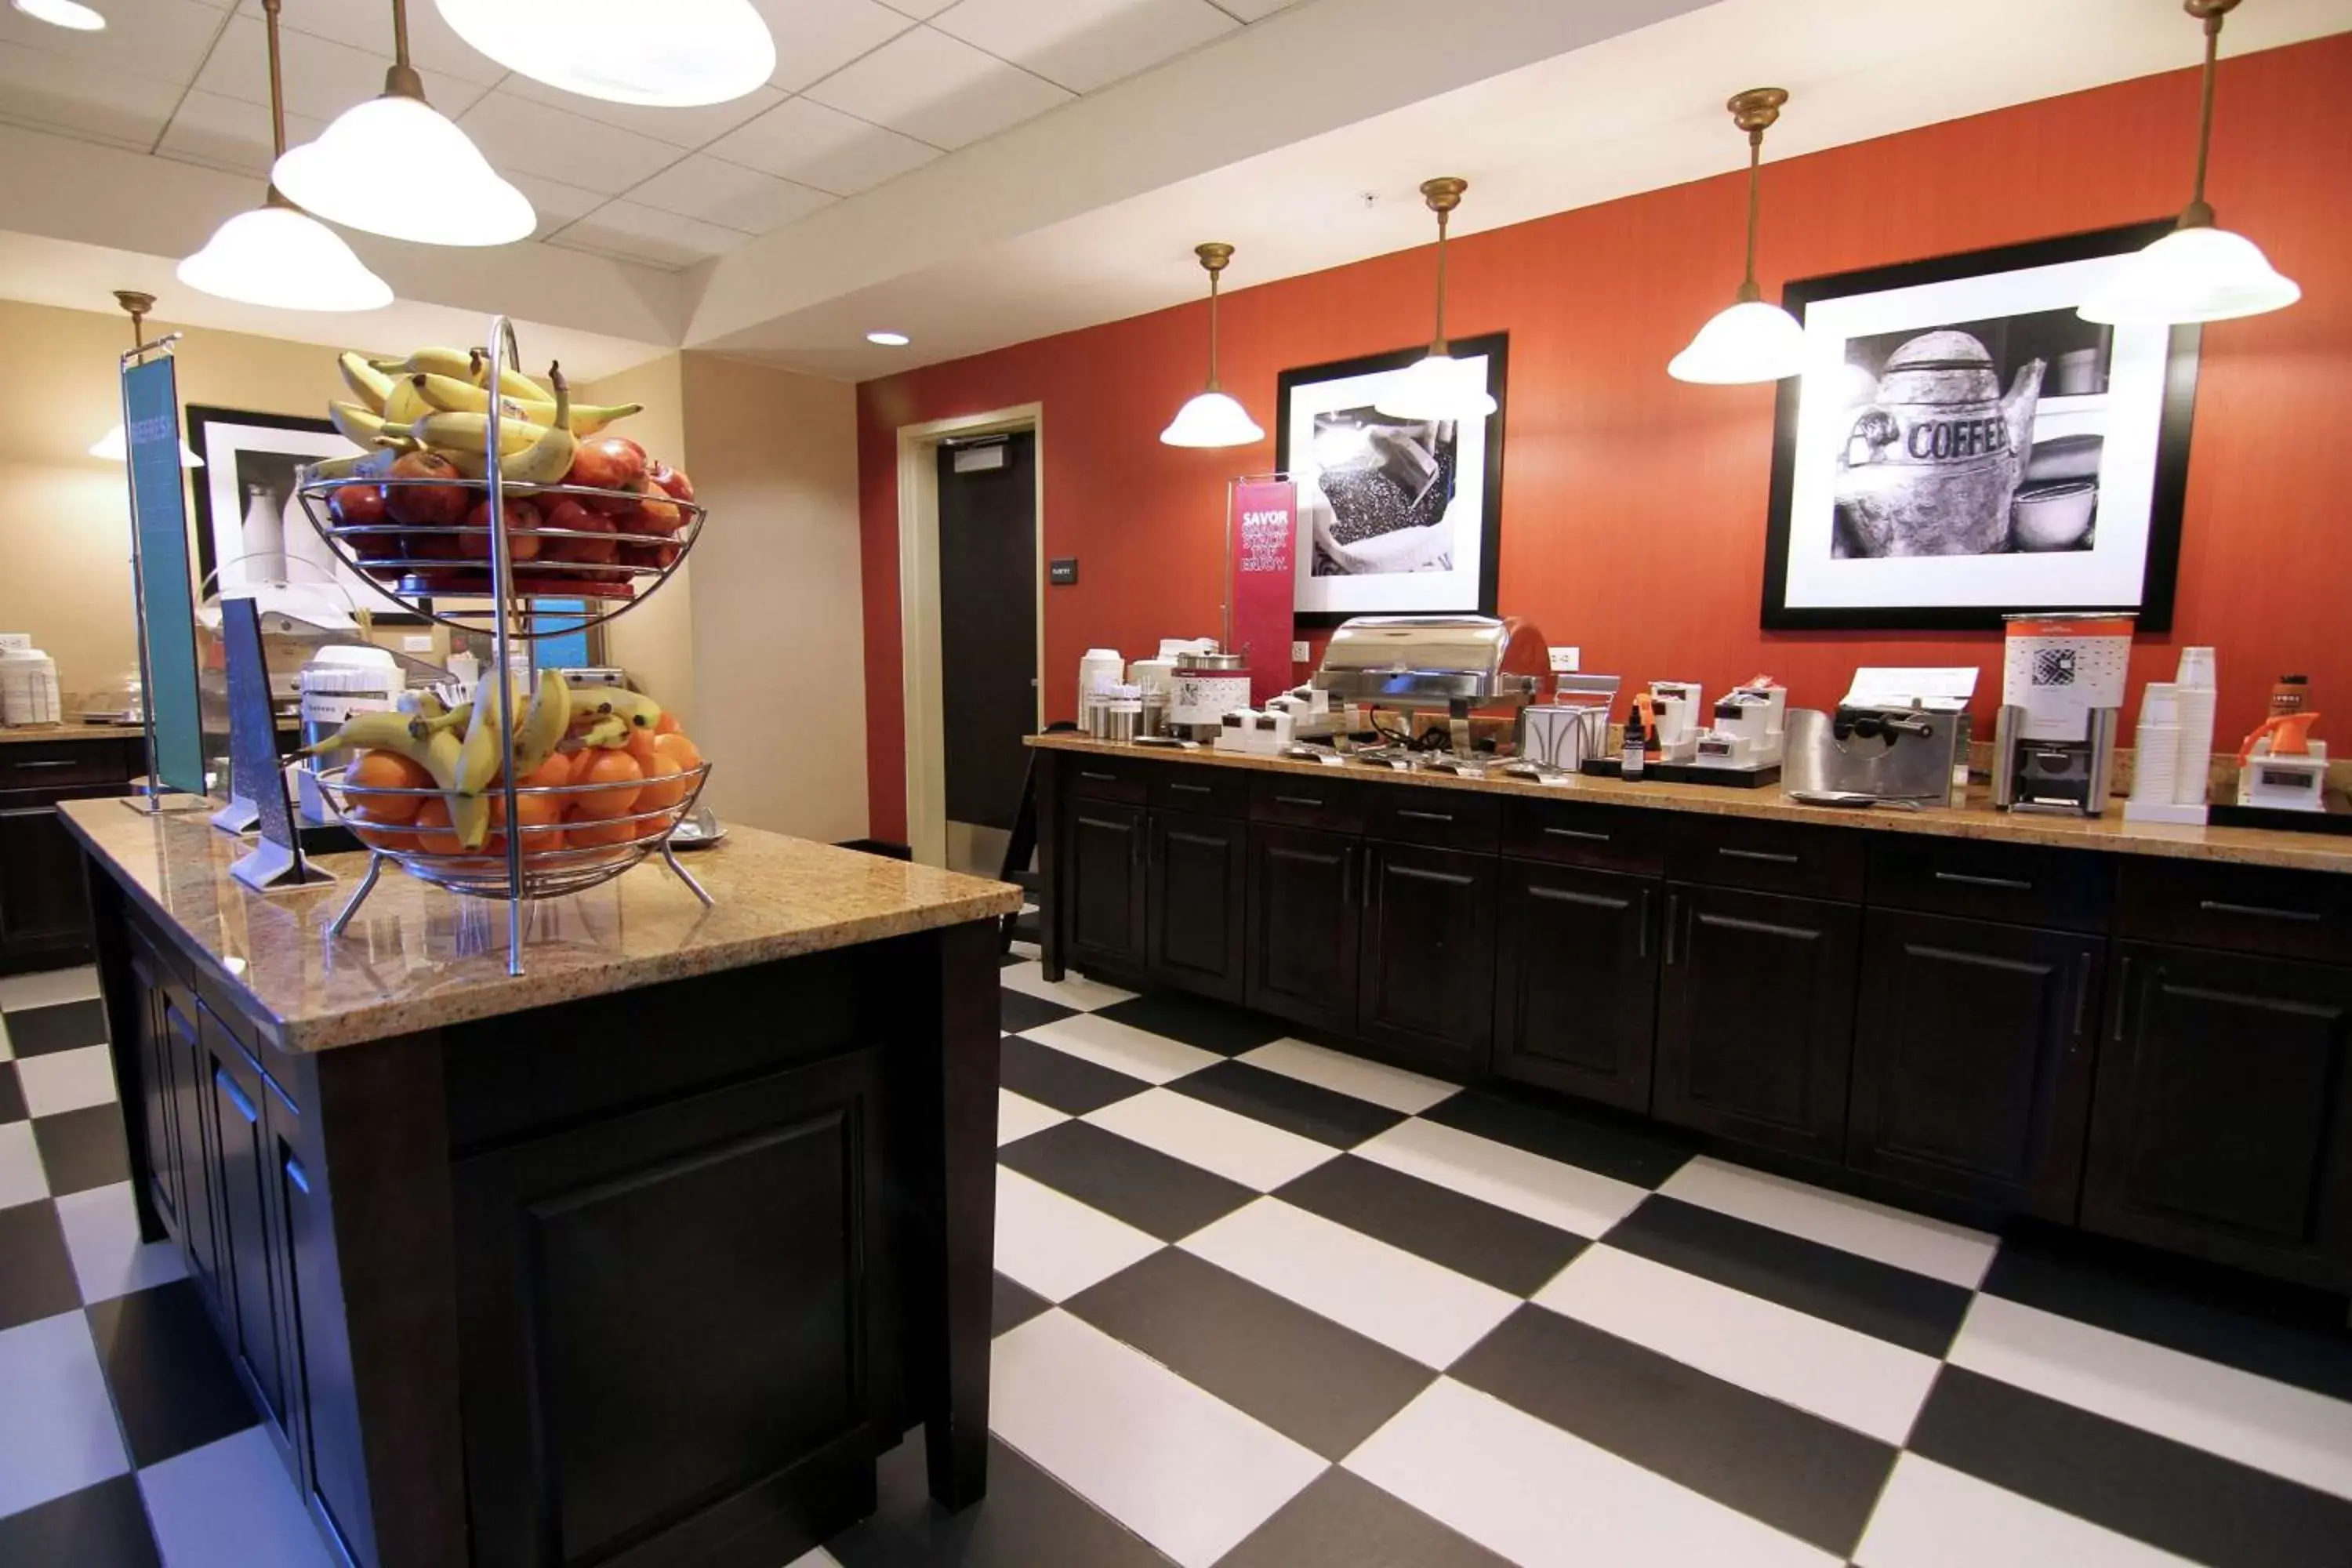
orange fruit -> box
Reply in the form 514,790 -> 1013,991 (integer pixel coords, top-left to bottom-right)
624,728 -> 661,775
518,751 -> 575,789
565,816 -> 638,849
494,789 -> 567,856
569,751 -> 643,819
412,799 -> 465,856
350,816 -> 419,855
654,710 -> 681,736
653,732 -> 704,775
346,749 -> 432,822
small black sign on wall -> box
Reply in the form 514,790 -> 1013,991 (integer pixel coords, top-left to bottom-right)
1048,558 -> 1079,586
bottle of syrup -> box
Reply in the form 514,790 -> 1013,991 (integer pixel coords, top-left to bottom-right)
1621,707 -> 1646,779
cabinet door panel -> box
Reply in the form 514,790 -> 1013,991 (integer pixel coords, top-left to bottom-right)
1848,912 -> 2098,1219
164,995 -> 223,1308
1246,825 -> 1359,1035
1493,862 -> 1657,1110
278,1143 -> 375,1567
203,1015 -> 291,1437
1359,844 -> 1496,1073
1148,810 -> 1246,1001
1066,803 -> 1148,974
129,950 -> 182,1235
1655,884 -> 1859,1161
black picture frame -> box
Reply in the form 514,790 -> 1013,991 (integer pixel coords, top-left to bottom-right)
1761,222 -> 2198,632
1275,332 -> 1508,628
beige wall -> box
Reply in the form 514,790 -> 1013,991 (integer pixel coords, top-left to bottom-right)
578,354 -> 694,728
680,353 -> 868,843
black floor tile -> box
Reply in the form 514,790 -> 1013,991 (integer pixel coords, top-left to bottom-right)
0,1200 -> 82,1332
1000,988 -> 1076,1036
998,1035 -> 1149,1116
1167,1059 -> 1404,1148
1217,1467 -> 1512,1568
1421,1090 -> 1689,1189
999,953 -> 1029,969
4,1000 -> 107,1058
1603,1196 -> 1972,1357
828,1432 -> 1176,1568
1276,1154 -> 1585,1297
1063,1248 -> 1434,1461
0,1062 -> 24,1124
29,1105 -> 129,1198
999,1120 -> 1254,1242
1909,1366 -> 2352,1568
1450,1305 -> 1894,1556
0,1475 -> 162,1568
85,1279 -> 260,1468
1091,993 -> 1288,1057
991,1272 -> 1051,1339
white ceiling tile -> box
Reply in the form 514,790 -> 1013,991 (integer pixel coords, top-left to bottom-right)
457,88 -> 688,195
0,0 -> 227,87
1212,0 -> 1301,19
801,25 -> 1069,149
0,39 -> 182,149
873,0 -> 954,16
503,168 -> 609,240
706,95 -> 937,195
237,0 -> 499,83
626,154 -> 835,234
549,199 -> 752,269
932,0 -> 1235,94
495,75 -> 786,151
756,0 -> 916,93
193,16 -> 487,125
155,87 -> 327,177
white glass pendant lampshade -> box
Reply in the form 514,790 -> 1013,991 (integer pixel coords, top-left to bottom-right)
88,426 -> 203,466
1669,298 -> 1806,383
179,204 -> 393,311
1160,242 -> 1264,449
12,0 -> 106,30
276,93 -> 532,245
1374,351 -> 1497,421
435,0 -> 775,107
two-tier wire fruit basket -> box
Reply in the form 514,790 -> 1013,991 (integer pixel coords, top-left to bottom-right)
292,317 -> 713,975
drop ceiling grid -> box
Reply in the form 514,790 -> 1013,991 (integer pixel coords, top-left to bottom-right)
0,0 -> 1298,274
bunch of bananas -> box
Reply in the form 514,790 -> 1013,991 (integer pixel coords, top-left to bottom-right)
317,346 -> 643,485
303,669 -> 576,851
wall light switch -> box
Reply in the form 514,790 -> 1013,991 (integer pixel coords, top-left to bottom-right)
1290,641 -> 1310,663
1548,646 -> 1581,673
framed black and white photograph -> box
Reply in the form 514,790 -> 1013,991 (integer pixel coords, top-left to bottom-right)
1762,223 -> 2198,630
1275,333 -> 1507,626
186,405 -> 426,624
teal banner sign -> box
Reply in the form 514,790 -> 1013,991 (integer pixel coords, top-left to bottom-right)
123,356 -> 207,797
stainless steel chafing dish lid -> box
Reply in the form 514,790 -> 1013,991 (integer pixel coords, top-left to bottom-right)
1309,615 -> 1548,708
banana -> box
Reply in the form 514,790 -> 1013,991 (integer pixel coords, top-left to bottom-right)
303,713 -> 478,846
574,714 -> 632,750
565,400 -> 643,437
513,670 -> 572,779
503,365 -> 579,485
328,401 -> 392,448
408,412 -> 541,456
306,451 -> 374,482
401,347 -> 482,382
456,672 -> 526,797
383,376 -> 432,427
338,351 -> 395,416
410,372 -> 554,422
575,685 -> 662,733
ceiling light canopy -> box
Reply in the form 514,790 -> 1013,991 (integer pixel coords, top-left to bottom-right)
1160,243 -> 1265,448
92,292 -> 203,466
1670,87 -> 1806,384
867,331 -> 912,347
435,0 -> 775,107
2081,0 -> 2296,325
1376,179 -> 1497,423
12,0 -> 104,29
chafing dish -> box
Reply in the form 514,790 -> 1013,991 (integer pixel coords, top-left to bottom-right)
1310,615 -> 1548,713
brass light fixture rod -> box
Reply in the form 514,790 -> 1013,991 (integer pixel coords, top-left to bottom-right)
114,289 -> 156,347
261,0 -> 296,207
2179,0 -> 2240,228
1726,87 -> 1787,303
1195,241 -> 1234,390
1419,176 -> 1468,354
384,0 -> 426,101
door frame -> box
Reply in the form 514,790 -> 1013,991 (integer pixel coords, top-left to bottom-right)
896,403 -> 1044,868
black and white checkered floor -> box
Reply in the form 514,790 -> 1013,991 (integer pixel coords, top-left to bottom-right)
5,953 -> 2350,1566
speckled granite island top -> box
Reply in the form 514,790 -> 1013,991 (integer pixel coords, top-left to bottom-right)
60,800 -> 1022,1053
1028,733 -> 2352,875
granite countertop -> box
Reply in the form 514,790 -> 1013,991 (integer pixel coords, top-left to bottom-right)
61,800 -> 1022,1053
1028,733 -> 2352,876
0,722 -> 143,745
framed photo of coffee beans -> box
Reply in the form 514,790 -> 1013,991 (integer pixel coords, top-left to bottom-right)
1761,223 -> 2197,631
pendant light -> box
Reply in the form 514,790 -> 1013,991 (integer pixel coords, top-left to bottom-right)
1160,243 -> 1265,448
1375,178 -> 1497,423
273,0 -> 535,247
89,292 -> 205,468
178,0 -> 393,312
11,0 -> 106,30
1669,88 -> 1806,384
434,0 -> 775,109
2081,0 -> 2297,325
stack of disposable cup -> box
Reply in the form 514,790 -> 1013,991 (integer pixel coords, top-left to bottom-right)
2129,682 -> 2180,807
2172,647 -> 2218,808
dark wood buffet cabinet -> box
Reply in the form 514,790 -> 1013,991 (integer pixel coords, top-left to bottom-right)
0,732 -> 143,974
1036,745 -> 2352,1295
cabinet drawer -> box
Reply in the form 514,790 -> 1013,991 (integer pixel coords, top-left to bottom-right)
1249,772 -> 1368,833
1667,814 -> 1864,902
0,739 -> 139,789
1867,837 -> 2112,933
1066,755 -> 1149,804
1367,788 -> 1498,852
1501,798 -> 1666,876
1149,767 -> 1248,818
2114,858 -> 2352,965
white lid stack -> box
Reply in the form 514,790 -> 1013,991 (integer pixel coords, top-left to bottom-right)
0,647 -> 61,727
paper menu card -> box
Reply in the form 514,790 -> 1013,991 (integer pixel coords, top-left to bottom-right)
1842,667 -> 1980,713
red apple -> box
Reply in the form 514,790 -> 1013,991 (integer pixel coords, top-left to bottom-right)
539,495 -> 617,578
563,437 -> 648,512
329,484 -> 401,575
383,450 -> 470,528
618,539 -> 680,572
647,459 -> 694,505
467,495 -> 543,562
619,477 -> 682,538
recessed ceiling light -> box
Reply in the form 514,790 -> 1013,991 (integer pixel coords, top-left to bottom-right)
12,0 -> 106,29
867,331 -> 911,347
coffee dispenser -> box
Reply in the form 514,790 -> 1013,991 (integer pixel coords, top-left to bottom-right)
1992,614 -> 2132,815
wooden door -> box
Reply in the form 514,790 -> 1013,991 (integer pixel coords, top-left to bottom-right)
1065,801 -> 1148,975
1246,825 -> 1360,1035
1494,861 -> 1659,1110
1147,809 -> 1246,1002
201,1007 -> 292,1440
1357,843 -> 1497,1074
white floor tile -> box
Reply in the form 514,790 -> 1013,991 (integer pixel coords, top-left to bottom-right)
1534,1245 -> 1940,1444
53,1181 -> 188,1303
992,1167 -> 1160,1302
1352,1117 -> 1650,1238
1855,1453 -> 2199,1567
1949,1294 -> 2352,1501
1659,1156 -> 1998,1287
1085,1088 -> 1338,1191
141,1426 -> 338,1568
0,1120 -> 48,1208
784,1549 -> 844,1568
0,1310 -> 130,1518
0,1013 -> 9,1060
16,1044 -> 118,1117
1239,1037 -> 1459,1115
1181,1198 -> 1518,1369
1348,1378 -> 1838,1568
0,965 -> 101,1012
997,961 -> 1135,1012
996,1089 -> 1069,1148
991,1309 -> 1324,1568
1021,1013 -> 1222,1084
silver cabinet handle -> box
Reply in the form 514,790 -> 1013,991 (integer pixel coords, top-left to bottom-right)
10,758 -> 82,770
1529,885 -> 1630,912
1719,847 -> 1799,865
1935,870 -> 2033,891
1274,794 -> 1324,808
2198,898 -> 2321,924
1542,826 -> 1610,843
1168,782 -> 1211,795
1396,808 -> 1454,824
1078,770 -> 1118,782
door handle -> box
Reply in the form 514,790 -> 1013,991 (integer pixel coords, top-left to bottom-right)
214,1067 -> 260,1126
10,758 -> 82,770
1168,782 -> 1211,795
0,806 -> 56,819
1541,826 -> 1610,843
1388,865 -> 1473,889
1273,794 -> 1325,808
1935,870 -> 2034,892
1079,770 -> 1119,782
2197,899 -> 2321,924
1396,808 -> 1455,824
1718,847 -> 1800,865
1664,892 -> 1681,964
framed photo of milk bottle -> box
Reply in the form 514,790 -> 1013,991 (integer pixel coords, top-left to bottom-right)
1760,222 -> 2198,630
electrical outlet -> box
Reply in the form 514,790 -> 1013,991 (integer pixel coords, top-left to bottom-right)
1548,646 -> 1581,673
1291,640 -> 1310,663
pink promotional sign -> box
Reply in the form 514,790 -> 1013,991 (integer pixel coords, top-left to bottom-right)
1229,478 -> 1298,705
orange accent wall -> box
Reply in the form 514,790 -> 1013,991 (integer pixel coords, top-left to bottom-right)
858,35 -> 2351,844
